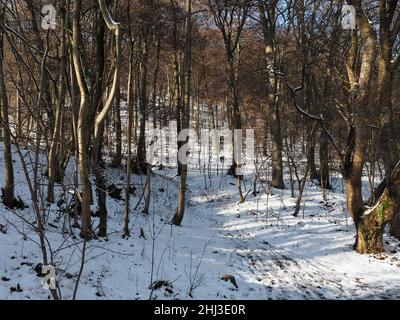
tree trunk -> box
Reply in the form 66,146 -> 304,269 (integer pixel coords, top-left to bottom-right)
91,4 -> 107,237
319,130 -> 330,189
375,1 -> 400,239
137,38 -> 149,174
172,7 -> 183,177
124,42 -> 134,237
113,80 -> 122,167
356,162 -> 400,253
143,164 -> 152,214
294,164 -> 309,218
227,55 -> 245,203
72,0 -> 93,240
306,128 -> 319,180
172,0 -> 192,226
0,7 -> 15,208
47,2 -> 67,203
152,36 -> 161,130
339,0 -> 377,252
270,102 -> 285,189
389,212 -> 400,239
94,0 -> 122,237
259,0 -> 284,190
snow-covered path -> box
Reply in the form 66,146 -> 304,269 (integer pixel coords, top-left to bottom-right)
186,175 -> 400,300
1,146 -> 400,300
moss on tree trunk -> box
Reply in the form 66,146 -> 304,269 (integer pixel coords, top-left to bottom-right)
356,164 -> 400,254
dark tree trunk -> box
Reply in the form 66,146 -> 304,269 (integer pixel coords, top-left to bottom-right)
307,128 -> 319,180
0,8 -> 15,208
357,163 -> 400,253
112,80 -> 122,167
172,0 -> 192,226
137,38 -> 149,174
319,131 -> 330,189
259,0 -> 284,190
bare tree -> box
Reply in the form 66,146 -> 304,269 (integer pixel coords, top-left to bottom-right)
259,0 -> 285,189
47,0 -> 67,203
172,0 -> 192,226
208,0 -> 251,203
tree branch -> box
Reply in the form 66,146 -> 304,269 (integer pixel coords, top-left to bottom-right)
287,83 -> 344,163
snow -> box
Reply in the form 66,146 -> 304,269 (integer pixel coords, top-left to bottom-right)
1,144 -> 400,300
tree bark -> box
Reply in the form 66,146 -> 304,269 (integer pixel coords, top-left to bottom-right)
124,28 -> 135,237
306,128 -> 319,180
112,81 -> 122,167
47,2 -> 67,203
172,0 -> 192,226
72,0 -> 93,240
319,130 -> 330,189
344,0 -> 377,250
0,6 -> 16,208
374,0 -> 400,239
137,37 -> 149,174
94,0 -> 122,237
259,0 -> 285,190
357,162 -> 400,253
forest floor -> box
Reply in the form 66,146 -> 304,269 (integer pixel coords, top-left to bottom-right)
1,145 -> 400,300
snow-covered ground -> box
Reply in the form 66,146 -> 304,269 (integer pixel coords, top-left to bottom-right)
1,144 -> 400,300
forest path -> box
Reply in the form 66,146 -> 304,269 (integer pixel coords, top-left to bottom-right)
188,176 -> 400,300
1,156 -> 400,300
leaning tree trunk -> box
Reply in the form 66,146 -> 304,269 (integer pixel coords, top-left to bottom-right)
294,123 -> 318,217
356,162 -> 400,253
